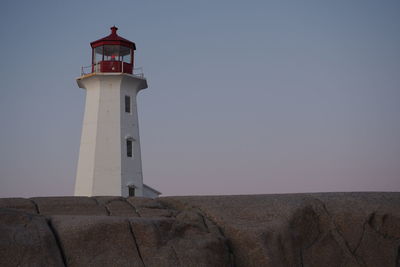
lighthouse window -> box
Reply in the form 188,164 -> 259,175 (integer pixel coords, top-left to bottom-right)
125,95 -> 131,113
127,139 -> 133,158
94,46 -> 103,64
103,45 -> 122,61
121,47 -> 132,64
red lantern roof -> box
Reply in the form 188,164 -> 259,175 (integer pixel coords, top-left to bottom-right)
90,26 -> 136,50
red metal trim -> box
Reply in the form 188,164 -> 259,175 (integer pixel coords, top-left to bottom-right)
90,27 -> 136,50
97,61 -> 132,74
91,48 -> 94,72
131,49 -> 134,68
91,40 -> 135,49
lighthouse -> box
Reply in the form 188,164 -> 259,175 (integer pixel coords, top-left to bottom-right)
74,27 -> 160,198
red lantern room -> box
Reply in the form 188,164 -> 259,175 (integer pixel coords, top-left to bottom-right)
90,26 -> 136,74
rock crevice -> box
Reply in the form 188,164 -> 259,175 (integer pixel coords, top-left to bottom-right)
127,219 -> 146,267
46,218 -> 67,267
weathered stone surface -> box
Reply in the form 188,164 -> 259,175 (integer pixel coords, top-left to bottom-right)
169,209 -> 232,266
94,196 -> 139,217
0,208 -> 64,267
130,218 -> 180,266
93,196 -> 124,205
0,198 -> 38,214
127,197 -> 176,217
314,193 -> 400,267
163,192 -> 400,267
50,215 -> 144,267
130,211 -> 232,267
1,193 -> 399,266
31,196 -> 107,215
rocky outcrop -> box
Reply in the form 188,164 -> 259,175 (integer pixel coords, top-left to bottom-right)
0,193 -> 399,266
0,209 -> 64,266
0,196 -> 231,267
163,192 -> 400,267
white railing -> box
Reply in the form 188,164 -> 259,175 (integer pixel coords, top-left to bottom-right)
81,65 -> 93,76
133,67 -> 144,78
80,64 -> 145,79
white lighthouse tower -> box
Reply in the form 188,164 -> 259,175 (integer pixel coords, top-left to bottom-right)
74,27 -> 160,198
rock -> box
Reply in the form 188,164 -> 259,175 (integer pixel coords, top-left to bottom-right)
169,210 -> 232,267
127,197 -> 163,208
129,218 -> 180,266
1,193 -> 399,266
163,192 -> 400,267
314,192 -> 400,267
93,196 -> 124,205
129,214 -> 232,267
94,196 -> 139,217
31,196 -> 107,215
0,198 -> 38,214
127,197 -> 176,217
49,215 -> 144,267
0,208 -> 64,267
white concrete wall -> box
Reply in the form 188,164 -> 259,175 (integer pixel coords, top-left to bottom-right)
120,75 -> 146,197
74,73 -> 147,197
74,77 -> 100,196
143,185 -> 161,199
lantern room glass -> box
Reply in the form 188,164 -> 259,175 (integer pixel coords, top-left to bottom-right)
93,45 -> 132,64
94,46 -> 103,64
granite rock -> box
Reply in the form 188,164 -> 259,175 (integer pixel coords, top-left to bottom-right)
94,196 -> 139,217
0,198 -> 38,214
130,211 -> 231,267
1,193 -> 399,266
50,215 -> 144,267
0,209 -> 64,267
127,197 -> 177,217
163,192 -> 400,267
31,196 -> 107,215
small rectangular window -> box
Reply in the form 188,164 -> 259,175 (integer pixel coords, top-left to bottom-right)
125,95 -> 131,113
127,139 -> 133,158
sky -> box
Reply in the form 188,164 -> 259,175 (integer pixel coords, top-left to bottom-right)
0,0 -> 399,197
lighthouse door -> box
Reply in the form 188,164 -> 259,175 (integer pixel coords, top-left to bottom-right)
129,187 -> 135,197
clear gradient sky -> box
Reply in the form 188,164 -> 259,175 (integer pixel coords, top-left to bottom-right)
0,0 -> 399,197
